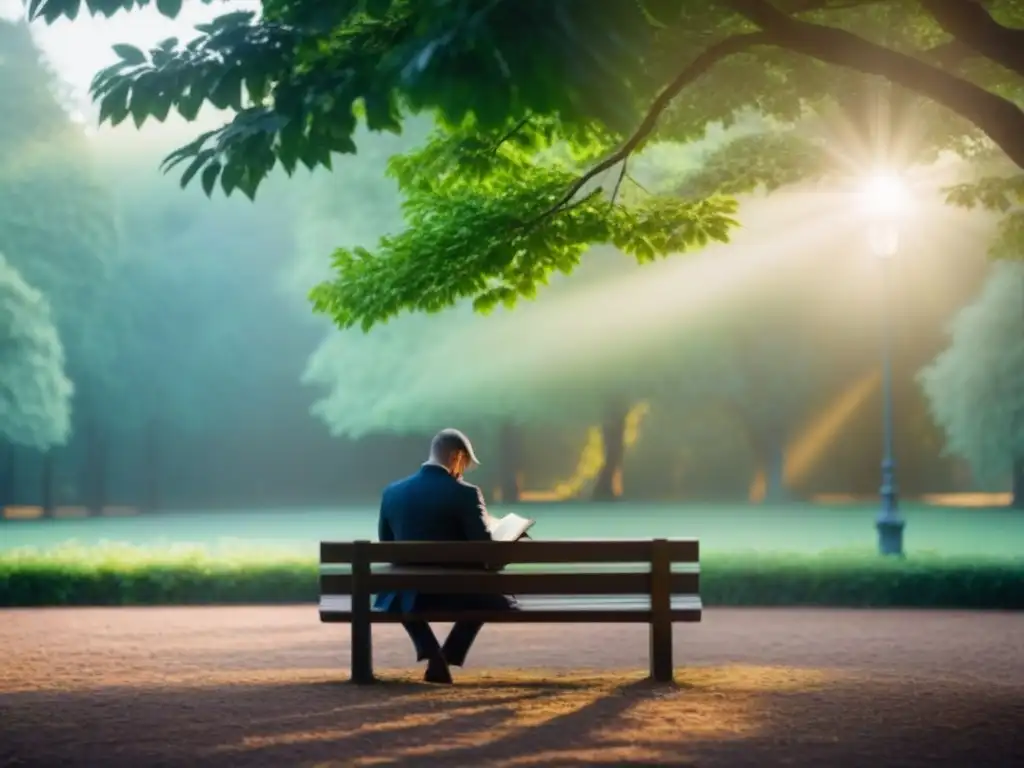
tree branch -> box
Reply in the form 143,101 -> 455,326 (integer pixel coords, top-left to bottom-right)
536,32 -> 771,220
625,172 -> 652,195
727,0 -> 1024,169
917,0 -> 1024,78
610,158 -> 628,205
782,0 -> 888,14
493,115 -> 532,153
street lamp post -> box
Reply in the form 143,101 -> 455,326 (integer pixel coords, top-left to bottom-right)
864,173 -> 906,557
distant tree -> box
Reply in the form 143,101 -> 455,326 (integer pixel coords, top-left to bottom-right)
82,137 -> 314,507
0,19 -> 116,508
0,108 -> 314,510
678,264 -> 827,502
919,261 -> 1024,509
303,307 -> 575,503
305,250 -> 699,503
0,253 -> 73,450
301,131 -> 735,501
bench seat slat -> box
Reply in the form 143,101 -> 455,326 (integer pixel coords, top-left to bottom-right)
319,571 -> 699,596
318,595 -> 702,624
320,539 -> 699,565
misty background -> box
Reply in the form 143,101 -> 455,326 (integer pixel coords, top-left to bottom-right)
0,4 -> 1014,514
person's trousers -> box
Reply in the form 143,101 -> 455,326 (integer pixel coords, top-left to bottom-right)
402,593 -> 519,666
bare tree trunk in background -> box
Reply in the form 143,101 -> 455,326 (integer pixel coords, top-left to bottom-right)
144,420 -> 161,513
0,442 -> 14,514
1012,456 -> 1024,510
40,450 -> 54,517
592,398 -> 628,502
497,422 -> 522,504
729,399 -> 791,505
0,441 -> 14,508
759,437 -> 790,504
82,419 -> 106,515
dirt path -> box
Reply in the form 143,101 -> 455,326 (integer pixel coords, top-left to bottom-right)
1,607 -> 1022,767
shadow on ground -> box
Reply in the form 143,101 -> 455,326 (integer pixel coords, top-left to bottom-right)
2,665 -> 1022,767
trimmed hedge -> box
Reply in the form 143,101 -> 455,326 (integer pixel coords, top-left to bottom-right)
1,545 -> 1022,609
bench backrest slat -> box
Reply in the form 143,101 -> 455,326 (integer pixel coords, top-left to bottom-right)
320,539 -> 699,565
320,570 -> 699,596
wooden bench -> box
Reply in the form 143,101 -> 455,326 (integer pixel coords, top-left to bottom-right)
319,538 -> 701,684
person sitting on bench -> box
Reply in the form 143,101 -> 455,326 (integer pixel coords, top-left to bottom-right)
375,428 -> 519,683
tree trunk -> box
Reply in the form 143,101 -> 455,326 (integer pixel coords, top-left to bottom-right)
40,451 -> 54,517
1012,457 -> 1024,510
761,440 -> 789,504
0,442 -> 15,508
82,419 -> 106,515
592,399 -> 629,502
497,422 -> 522,505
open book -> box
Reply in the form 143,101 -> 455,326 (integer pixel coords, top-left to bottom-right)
486,512 -> 535,542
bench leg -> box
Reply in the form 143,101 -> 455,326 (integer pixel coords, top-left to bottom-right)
649,617 -> 673,683
649,538 -> 674,682
350,617 -> 374,684
350,540 -> 375,684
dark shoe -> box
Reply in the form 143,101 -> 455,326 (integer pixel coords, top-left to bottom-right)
424,653 -> 453,684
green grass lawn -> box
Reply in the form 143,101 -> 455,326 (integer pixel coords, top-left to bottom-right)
2,502 -> 1021,557
3,503 -> 1022,608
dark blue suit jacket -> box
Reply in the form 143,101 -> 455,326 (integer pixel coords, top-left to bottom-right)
374,464 -> 492,612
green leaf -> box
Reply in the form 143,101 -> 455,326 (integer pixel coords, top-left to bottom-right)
209,69 -> 245,111
97,79 -> 131,125
220,160 -> 244,196
245,71 -> 269,105
43,0 -> 80,22
161,130 -> 218,171
236,170 -> 261,201
177,88 -> 205,121
179,149 -> 216,189
128,73 -> 157,128
201,162 -> 222,197
26,0 -> 47,21
155,0 -> 182,17
363,90 -> 400,132
277,120 -> 303,174
111,43 -> 146,66
361,0 -> 391,17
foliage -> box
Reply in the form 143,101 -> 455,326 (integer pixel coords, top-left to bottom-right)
2,542 -> 1022,608
0,542 -> 315,605
32,0 -> 1024,330
919,261 -> 1024,486
308,121 -> 738,330
304,237 -> 726,447
672,128 -> 829,199
0,19 -> 117,402
945,172 -> 1024,259
307,307 -> 626,441
301,140 -> 722,442
29,0 -> 1024,187
0,253 -> 73,450
84,133 -> 317,434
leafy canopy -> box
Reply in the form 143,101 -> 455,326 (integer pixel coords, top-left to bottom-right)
310,119 -> 738,329
29,0 -> 1024,329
